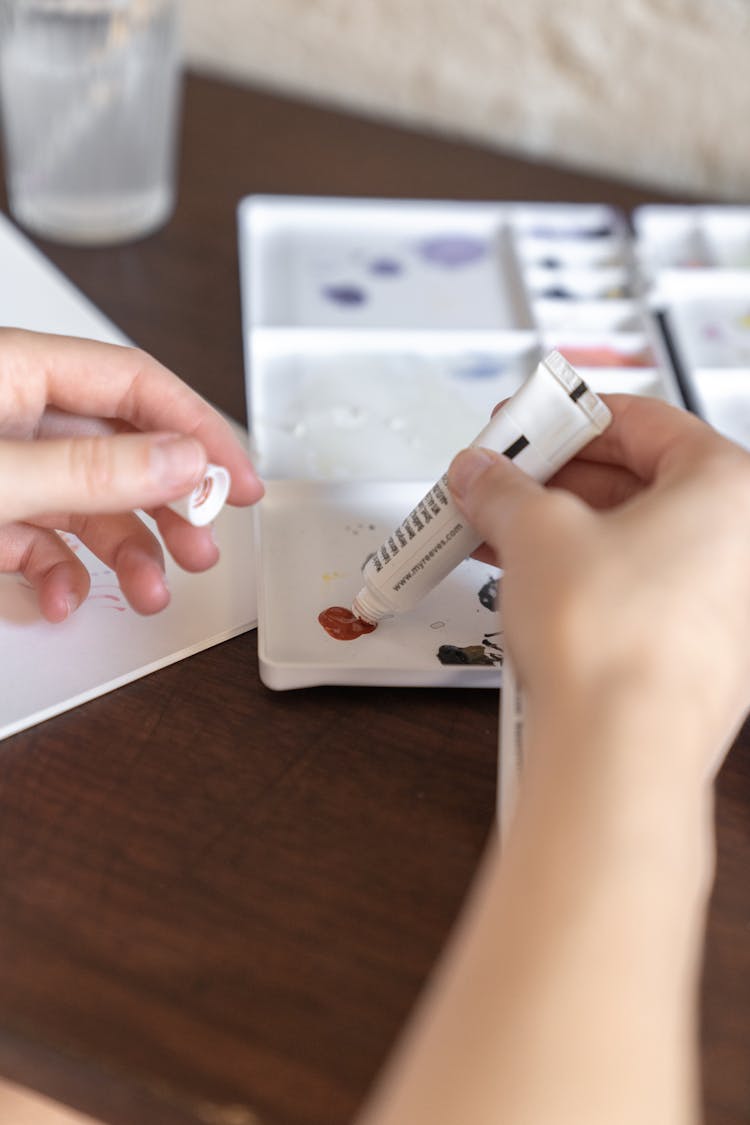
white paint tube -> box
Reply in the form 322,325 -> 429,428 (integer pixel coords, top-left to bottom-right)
352,350 -> 612,624
167,463 -> 230,527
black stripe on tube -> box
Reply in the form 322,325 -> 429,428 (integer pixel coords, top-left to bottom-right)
502,434 -> 530,460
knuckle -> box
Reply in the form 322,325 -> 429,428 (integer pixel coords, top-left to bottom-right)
68,437 -> 118,498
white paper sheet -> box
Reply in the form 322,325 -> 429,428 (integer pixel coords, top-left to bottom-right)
0,212 -> 257,740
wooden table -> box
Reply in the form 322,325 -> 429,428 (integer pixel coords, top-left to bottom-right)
0,73 -> 747,1125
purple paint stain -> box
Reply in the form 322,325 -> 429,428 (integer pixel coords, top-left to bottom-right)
323,284 -> 368,307
369,257 -> 403,277
417,235 -> 488,268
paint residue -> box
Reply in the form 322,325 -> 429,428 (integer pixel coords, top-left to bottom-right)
321,571 -> 346,583
319,606 -> 377,640
416,235 -> 487,268
437,631 -> 503,666
541,285 -> 574,299
478,576 -> 498,611
369,257 -> 403,276
437,644 -> 492,665
322,284 -> 367,306
453,354 -> 508,380
528,224 -> 613,240
555,344 -> 653,368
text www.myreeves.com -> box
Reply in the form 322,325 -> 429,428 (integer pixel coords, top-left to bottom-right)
391,522 -> 464,591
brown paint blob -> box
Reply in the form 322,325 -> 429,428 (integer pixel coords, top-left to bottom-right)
319,606 -> 377,640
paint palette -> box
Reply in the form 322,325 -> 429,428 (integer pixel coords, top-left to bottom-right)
257,480 -> 501,689
238,196 -> 738,690
634,206 -> 750,448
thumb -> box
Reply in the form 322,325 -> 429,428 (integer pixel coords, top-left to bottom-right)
0,432 -> 207,522
447,445 -> 546,555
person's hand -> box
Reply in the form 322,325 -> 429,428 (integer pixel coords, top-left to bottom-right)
447,394 -> 750,783
0,328 -> 264,621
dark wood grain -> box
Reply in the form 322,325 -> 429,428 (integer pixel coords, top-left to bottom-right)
0,71 -> 747,1125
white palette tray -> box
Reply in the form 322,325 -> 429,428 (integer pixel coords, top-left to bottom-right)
257,481 -> 502,690
238,195 -> 737,690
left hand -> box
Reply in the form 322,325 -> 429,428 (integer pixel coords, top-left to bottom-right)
0,328 -> 264,621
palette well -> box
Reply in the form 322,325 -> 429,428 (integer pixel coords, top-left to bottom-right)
248,331 -> 537,481
256,481 -> 502,690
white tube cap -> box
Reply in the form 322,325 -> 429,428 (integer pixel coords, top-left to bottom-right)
167,463 -> 231,527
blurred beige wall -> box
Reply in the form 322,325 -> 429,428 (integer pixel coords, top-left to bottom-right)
182,0 -> 750,200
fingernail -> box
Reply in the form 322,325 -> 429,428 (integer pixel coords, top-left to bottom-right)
66,592 -> 80,617
447,447 -> 496,499
151,436 -> 206,489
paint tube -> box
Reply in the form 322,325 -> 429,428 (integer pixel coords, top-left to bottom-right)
352,351 -> 611,624
167,463 -> 230,527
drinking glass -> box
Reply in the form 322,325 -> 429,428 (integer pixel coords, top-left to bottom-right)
0,0 -> 182,245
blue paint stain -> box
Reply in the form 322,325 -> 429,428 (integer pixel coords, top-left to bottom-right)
322,284 -> 368,307
453,354 -> 508,380
417,235 -> 488,268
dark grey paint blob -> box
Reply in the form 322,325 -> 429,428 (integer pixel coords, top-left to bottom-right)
478,576 -> 498,611
437,644 -> 495,666
437,631 -> 504,667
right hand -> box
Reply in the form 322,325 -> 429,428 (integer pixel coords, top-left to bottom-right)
447,394 -> 750,783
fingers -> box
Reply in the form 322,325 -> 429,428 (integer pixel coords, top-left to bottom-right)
478,394 -> 720,507
6,506 -> 222,621
0,523 -> 91,623
14,512 -> 171,616
34,406 -> 123,440
0,329 -> 264,505
0,431 -> 209,523
547,458 -> 643,510
37,511 -> 172,615
554,394 -> 715,482
448,446 -> 558,563
67,512 -> 171,615
150,506 -> 220,573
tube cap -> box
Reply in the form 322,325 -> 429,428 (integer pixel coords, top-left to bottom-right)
167,463 -> 230,527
